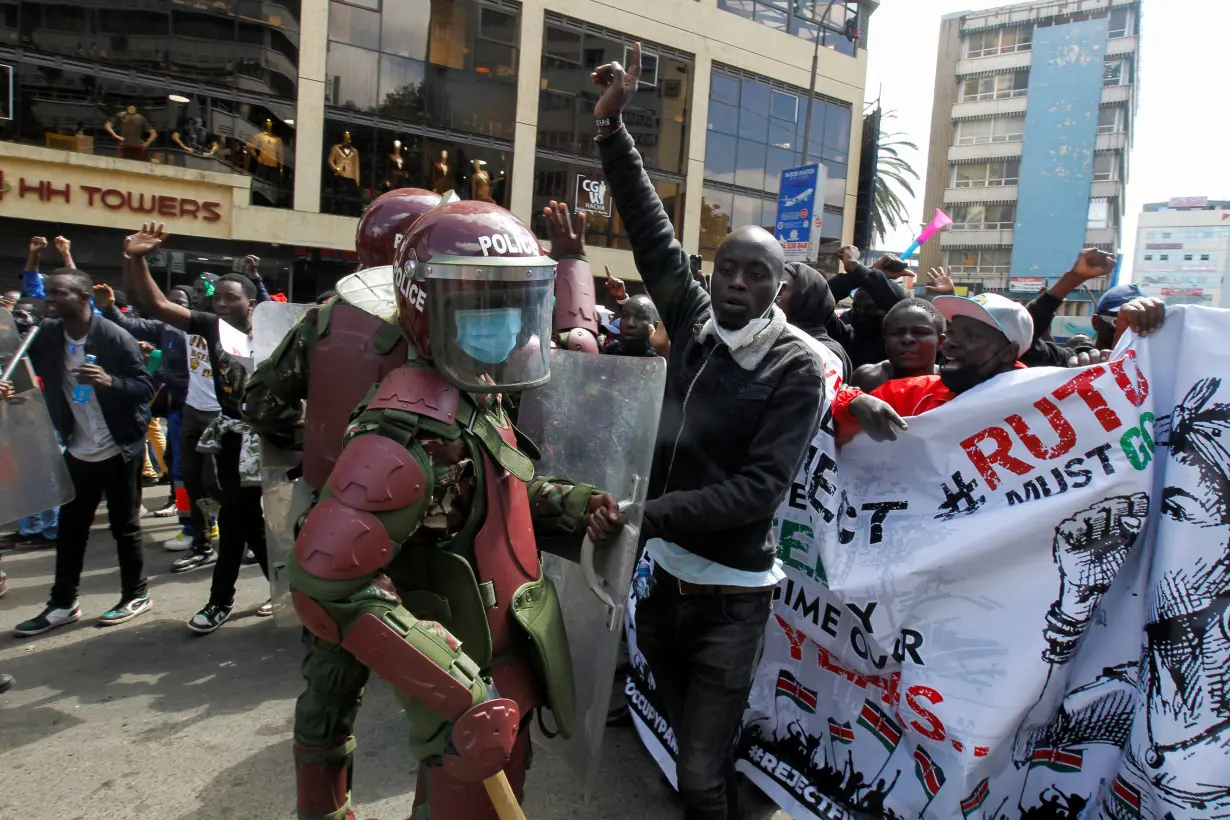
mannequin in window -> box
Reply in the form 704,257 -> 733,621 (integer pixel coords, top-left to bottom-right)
327,130 -> 362,215
384,139 -> 407,191
470,158 -> 494,203
431,149 -> 450,194
248,118 -> 285,183
104,104 -> 157,162
172,117 -> 217,159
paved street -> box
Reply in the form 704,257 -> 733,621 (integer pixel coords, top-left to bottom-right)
0,488 -> 787,820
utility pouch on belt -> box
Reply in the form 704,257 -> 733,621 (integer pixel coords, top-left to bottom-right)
511,573 -> 576,739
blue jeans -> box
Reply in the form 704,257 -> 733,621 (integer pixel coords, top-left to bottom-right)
167,409 -> 192,535
18,507 -> 59,539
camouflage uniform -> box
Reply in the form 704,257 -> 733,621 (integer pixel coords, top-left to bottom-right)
243,303 -> 599,820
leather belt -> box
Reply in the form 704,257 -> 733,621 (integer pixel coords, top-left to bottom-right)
655,565 -> 775,596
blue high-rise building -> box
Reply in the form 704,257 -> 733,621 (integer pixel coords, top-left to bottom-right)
919,0 -> 1140,327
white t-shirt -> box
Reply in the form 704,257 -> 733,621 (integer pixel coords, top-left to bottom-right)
185,318 -> 252,411
62,334 -> 120,462
186,332 -> 220,411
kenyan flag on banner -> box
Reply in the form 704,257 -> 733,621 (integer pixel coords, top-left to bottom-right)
1028,747 -> 1084,774
912,746 -> 946,799
827,719 -> 855,745
960,778 -> 989,818
856,699 -> 903,753
1111,774 -> 1142,819
774,670 -> 818,714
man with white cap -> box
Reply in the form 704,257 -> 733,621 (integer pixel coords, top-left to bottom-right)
833,292 -> 1165,443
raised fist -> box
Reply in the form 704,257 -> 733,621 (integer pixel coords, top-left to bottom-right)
29,236 -> 47,254
1043,492 -> 1149,664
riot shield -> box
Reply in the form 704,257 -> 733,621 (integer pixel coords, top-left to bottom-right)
251,301 -> 313,627
0,308 -> 75,522
515,349 -> 666,801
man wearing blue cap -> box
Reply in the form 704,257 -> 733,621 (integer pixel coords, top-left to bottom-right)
1093,282 -> 1147,350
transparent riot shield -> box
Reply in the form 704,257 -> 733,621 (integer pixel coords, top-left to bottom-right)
251,301 -> 312,627
0,308 -> 75,522
515,349 -> 666,801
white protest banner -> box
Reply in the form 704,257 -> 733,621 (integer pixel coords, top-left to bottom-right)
625,306 -> 1230,820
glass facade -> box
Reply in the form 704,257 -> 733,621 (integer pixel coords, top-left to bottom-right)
716,0 -> 860,57
322,0 -> 519,213
325,0 -> 519,139
0,0 -> 301,207
531,16 -> 689,244
700,66 -> 850,258
538,17 -> 690,174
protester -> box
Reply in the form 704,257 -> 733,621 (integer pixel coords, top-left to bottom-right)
124,224 -> 270,631
20,235 -> 76,300
849,298 -> 946,392
590,45 -> 826,820
825,246 -> 909,370
2,266 -> 156,636
1018,249 -> 1116,367
160,272 -> 223,555
834,293 -> 1166,443
94,282 -> 190,518
778,261 -> 852,382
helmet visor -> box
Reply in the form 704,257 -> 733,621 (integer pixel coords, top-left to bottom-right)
425,263 -> 555,391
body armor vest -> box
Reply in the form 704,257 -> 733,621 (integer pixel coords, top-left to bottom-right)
303,300 -> 408,489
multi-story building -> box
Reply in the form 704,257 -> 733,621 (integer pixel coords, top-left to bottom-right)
919,0 -> 1140,332
0,0 -> 874,299
1132,198 -> 1230,310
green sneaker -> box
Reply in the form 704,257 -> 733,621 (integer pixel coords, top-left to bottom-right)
98,595 -> 152,627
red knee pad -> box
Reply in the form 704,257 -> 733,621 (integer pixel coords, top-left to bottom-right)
293,592 -> 342,643
442,698 -> 521,783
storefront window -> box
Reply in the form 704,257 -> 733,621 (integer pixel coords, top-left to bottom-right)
705,66 -> 850,209
0,63 -> 296,208
325,0 -> 519,140
320,117 -> 511,215
531,158 -> 682,251
538,16 -> 691,174
2,0 -> 301,100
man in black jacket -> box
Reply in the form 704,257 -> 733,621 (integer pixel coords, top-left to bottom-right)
587,45 -> 825,820
1,267 -> 155,636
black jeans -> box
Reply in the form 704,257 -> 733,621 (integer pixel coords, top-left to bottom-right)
51,452 -> 146,608
208,431 -> 268,607
636,566 -> 772,820
181,405 -> 220,546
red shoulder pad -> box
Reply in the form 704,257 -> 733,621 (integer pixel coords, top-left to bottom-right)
367,366 -> 460,424
330,435 -> 426,512
295,499 -> 394,581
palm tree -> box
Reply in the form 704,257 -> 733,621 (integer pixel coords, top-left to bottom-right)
870,110 -> 920,246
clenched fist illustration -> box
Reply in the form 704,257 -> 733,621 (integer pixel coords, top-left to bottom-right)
1043,492 -> 1150,664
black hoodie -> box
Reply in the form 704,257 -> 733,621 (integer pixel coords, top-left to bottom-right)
783,262 -> 852,382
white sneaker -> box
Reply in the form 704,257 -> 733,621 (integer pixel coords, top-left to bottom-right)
162,532 -> 195,551
15,602 -> 81,636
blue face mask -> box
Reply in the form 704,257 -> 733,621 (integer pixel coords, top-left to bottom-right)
455,308 -> 523,364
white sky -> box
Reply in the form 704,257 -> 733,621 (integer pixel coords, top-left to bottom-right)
863,0 -> 1230,280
